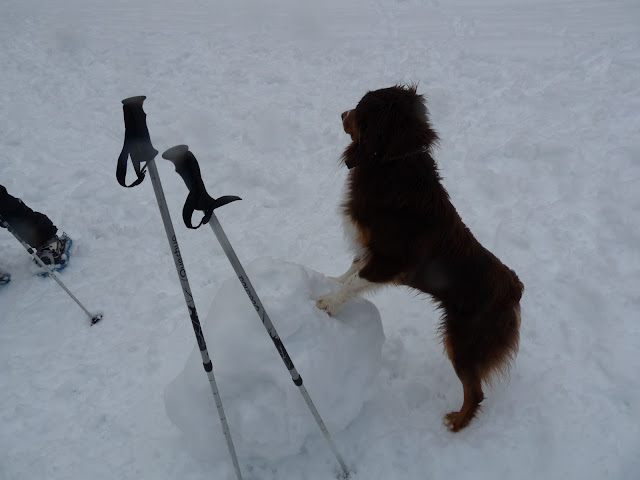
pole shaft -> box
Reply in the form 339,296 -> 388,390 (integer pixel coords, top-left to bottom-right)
299,384 -> 350,476
207,213 -> 350,477
31,248 -> 94,318
146,160 -> 244,480
207,214 -> 302,383
0,214 -> 97,323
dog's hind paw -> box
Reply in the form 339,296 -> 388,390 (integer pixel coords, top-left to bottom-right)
443,412 -> 463,432
443,410 -> 475,432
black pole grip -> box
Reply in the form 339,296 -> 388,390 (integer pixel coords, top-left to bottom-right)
117,96 -> 159,188
162,145 -> 241,229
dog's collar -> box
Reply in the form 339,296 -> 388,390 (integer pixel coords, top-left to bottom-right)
347,148 -> 426,169
387,148 -> 428,161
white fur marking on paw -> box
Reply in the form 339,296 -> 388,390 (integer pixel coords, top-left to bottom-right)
316,294 -> 341,316
316,273 -> 377,316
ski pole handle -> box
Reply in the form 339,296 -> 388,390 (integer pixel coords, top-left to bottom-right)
117,96 -> 159,188
162,145 -> 241,229
117,103 -> 245,479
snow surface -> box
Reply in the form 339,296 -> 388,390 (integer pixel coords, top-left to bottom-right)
1,0 -> 639,479
165,258 -> 384,463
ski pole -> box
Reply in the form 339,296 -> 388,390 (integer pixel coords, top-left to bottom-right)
162,145 -> 351,479
0,214 -> 102,325
117,96 -> 244,480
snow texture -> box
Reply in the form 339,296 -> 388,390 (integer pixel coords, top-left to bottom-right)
1,0 -> 639,479
164,258 -> 384,463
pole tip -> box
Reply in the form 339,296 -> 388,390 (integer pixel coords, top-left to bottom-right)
91,313 -> 103,325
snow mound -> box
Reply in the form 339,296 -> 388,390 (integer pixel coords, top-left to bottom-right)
164,257 -> 385,462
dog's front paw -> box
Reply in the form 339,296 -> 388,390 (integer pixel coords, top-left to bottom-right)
327,276 -> 345,284
315,294 -> 341,316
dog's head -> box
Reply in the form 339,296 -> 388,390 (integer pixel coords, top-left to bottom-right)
341,85 -> 438,169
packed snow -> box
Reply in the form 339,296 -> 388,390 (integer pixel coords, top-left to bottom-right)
1,0 -> 639,479
165,258 -> 384,464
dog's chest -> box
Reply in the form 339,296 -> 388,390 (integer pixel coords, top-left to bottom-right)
340,182 -> 370,255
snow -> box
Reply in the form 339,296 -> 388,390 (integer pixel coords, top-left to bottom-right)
165,258 -> 384,463
1,0 -> 639,479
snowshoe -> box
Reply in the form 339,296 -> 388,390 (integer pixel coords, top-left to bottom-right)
34,232 -> 72,275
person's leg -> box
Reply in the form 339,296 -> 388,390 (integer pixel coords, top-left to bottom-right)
0,184 -> 58,249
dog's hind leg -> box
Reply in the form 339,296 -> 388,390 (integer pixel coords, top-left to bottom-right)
443,368 -> 484,432
440,305 -> 520,431
440,316 -> 485,432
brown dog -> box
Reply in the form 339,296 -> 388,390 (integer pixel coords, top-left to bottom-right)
316,85 -> 523,431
